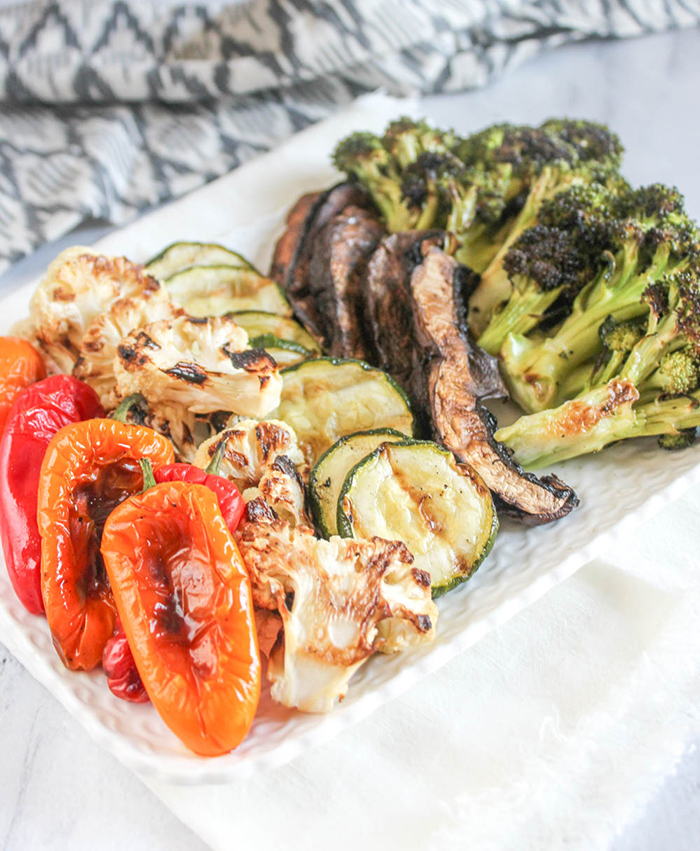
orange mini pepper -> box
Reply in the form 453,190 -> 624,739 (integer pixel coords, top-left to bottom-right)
38,419 -> 174,671
101,481 -> 261,757
0,336 -> 46,434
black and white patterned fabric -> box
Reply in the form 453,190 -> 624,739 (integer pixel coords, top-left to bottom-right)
0,0 -> 698,275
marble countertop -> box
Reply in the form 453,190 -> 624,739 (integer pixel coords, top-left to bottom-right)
1,25 -> 700,851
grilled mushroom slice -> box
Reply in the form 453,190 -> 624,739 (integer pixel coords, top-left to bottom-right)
306,205 -> 385,358
364,231 -> 441,392
410,246 -> 579,525
271,182 -> 376,343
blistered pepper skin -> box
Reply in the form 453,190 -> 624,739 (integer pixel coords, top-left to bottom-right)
153,463 -> 245,533
0,376 -> 104,614
101,481 -> 261,757
38,419 -> 174,670
0,336 -> 46,435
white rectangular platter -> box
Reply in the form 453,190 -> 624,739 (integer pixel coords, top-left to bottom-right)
2,93 -> 700,785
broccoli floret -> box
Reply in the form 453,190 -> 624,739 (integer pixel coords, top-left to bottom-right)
382,117 -> 455,169
332,132 -> 416,230
658,428 -> 697,450
494,262 -> 700,467
465,120 -> 624,335
476,221 -> 608,355
500,186 -> 700,413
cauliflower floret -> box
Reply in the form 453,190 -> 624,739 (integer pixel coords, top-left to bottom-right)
24,247 -> 168,373
114,316 -> 282,459
237,516 -> 437,713
73,296 -> 183,408
194,418 -> 309,525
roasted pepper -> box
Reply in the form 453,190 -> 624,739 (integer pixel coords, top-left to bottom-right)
0,336 -> 46,435
0,376 -> 103,614
38,418 -> 174,670
102,616 -> 149,704
146,448 -> 245,535
101,480 -> 261,756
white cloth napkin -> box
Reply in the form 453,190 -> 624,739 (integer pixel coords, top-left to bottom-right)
142,485 -> 700,851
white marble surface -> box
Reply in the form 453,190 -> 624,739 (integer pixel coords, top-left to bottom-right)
1,25 -> 700,851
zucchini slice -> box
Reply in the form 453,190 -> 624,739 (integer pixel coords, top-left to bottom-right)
164,265 -> 292,317
230,311 -> 321,352
250,335 -> 314,367
338,440 -> 497,597
275,358 -> 414,465
145,241 -> 256,280
309,428 -> 408,537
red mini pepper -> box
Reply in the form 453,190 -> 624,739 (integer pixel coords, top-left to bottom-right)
102,616 -> 149,704
0,376 -> 104,613
150,458 -> 245,534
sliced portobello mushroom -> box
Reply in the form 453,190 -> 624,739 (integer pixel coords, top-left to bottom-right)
146,241 -> 256,280
364,231 -> 441,392
271,182 -> 376,343
308,427 -> 407,537
337,439 -> 498,597
305,205 -> 385,358
410,246 -> 578,526
274,357 -> 414,465
269,192 -> 320,286
165,265 -> 292,317
228,311 -> 321,352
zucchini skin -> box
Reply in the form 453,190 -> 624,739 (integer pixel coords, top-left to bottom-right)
145,241 -> 258,275
308,427 -> 408,538
280,356 -> 416,433
431,507 -> 498,598
337,439 -> 498,597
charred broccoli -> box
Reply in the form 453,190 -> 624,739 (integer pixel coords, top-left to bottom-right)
500,184 -> 700,413
495,261 -> 700,467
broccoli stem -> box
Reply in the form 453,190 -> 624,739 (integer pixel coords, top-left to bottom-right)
494,379 -> 642,468
477,284 -> 563,355
501,244 -> 677,412
467,168 -> 574,336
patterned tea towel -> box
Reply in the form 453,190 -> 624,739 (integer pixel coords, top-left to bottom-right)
0,0 -> 698,276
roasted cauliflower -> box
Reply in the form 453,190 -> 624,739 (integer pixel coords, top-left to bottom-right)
237,514 -> 437,713
194,418 -> 309,525
23,247 -> 170,374
73,296 -> 183,408
114,316 -> 282,459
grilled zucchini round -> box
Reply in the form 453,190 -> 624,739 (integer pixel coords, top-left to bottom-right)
338,440 -> 497,596
164,265 -> 292,317
275,358 -> 414,465
145,241 -> 256,280
309,428 -> 408,537
228,311 -> 321,352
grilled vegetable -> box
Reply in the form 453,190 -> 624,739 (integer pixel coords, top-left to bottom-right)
237,513 -> 436,713
145,241 -> 256,280
165,266 -> 291,317
229,311 -> 321,352
38,418 -> 175,671
303,204 -> 385,357
271,183 -> 375,341
410,245 -> 578,525
274,358 -> 414,465
101,480 -> 261,755
194,418 -> 309,526
338,440 -> 497,596
247,336 -> 314,367
25,247 -> 170,374
309,428 -> 407,537
0,337 -> 46,435
115,315 -> 282,460
0,376 -> 103,614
